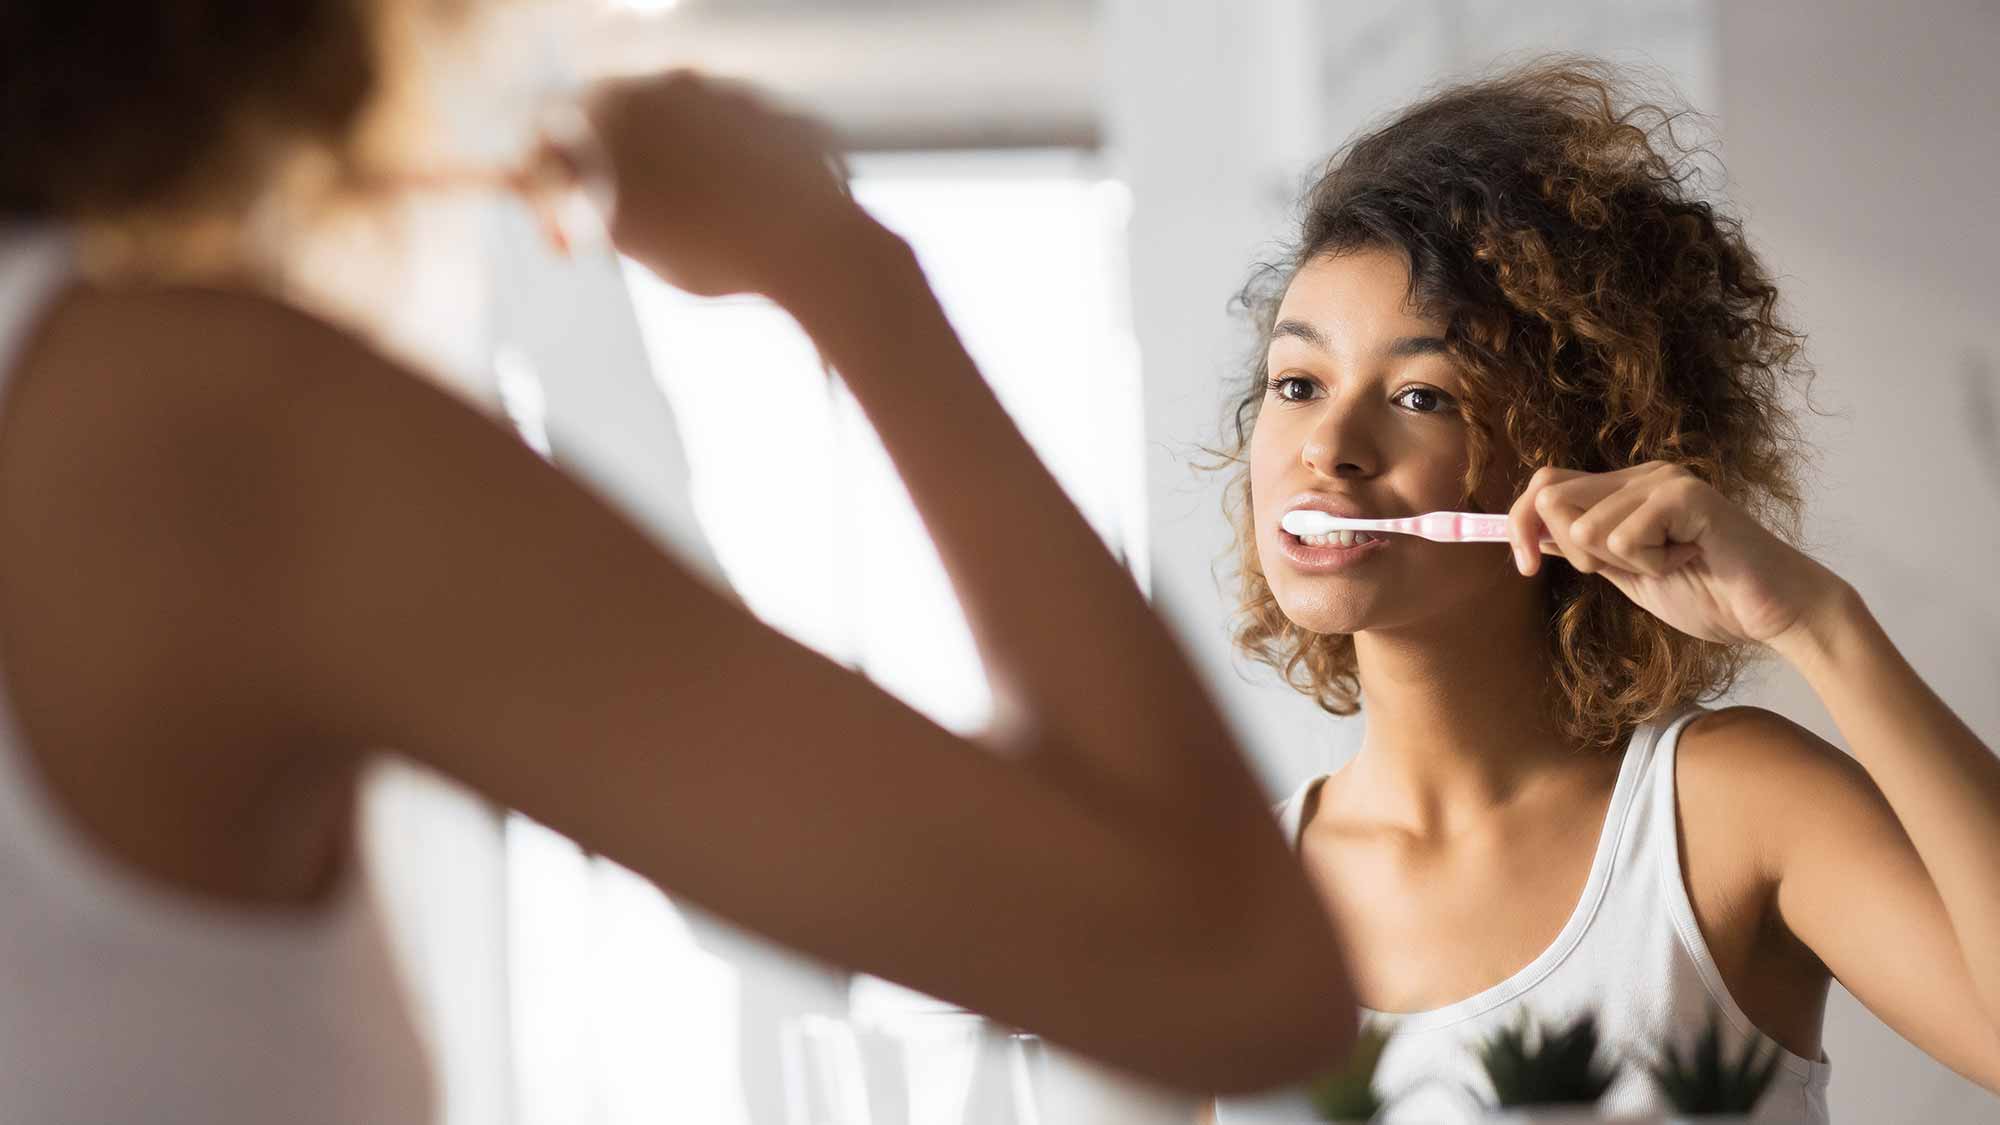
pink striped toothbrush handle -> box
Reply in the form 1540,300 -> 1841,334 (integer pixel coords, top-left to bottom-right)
1402,511 -> 1512,542
1341,511 -> 1562,557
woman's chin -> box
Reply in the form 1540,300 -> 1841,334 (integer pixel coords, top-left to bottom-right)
1276,606 -> 1371,637
1270,587 -> 1382,636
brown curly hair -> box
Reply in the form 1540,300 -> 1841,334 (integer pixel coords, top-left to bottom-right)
1220,57 -> 1814,751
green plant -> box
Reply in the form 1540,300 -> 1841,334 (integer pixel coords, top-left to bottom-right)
1640,1002 -> 1784,1115
1306,1020 -> 1396,1122
1472,1008 -> 1620,1109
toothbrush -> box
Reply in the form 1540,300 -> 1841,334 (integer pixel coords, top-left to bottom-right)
1281,509 -> 1561,551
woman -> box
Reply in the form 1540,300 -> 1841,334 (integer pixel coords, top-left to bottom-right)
1212,59 -> 2000,1123
0,3 -> 1357,1121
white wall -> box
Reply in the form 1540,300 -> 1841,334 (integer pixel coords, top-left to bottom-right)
589,1 -> 1100,150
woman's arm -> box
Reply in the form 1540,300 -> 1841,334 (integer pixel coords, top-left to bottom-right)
3,269 -> 1352,1091
274,284 -> 1346,1093
1760,590 -> 2000,1078
1770,588 -> 2000,1034
1514,462 -> 2000,1088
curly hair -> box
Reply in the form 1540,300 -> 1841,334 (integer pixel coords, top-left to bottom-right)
1219,57 -> 1814,751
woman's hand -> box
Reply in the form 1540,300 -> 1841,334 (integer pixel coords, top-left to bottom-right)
576,69 -> 881,300
1507,461 -> 1850,650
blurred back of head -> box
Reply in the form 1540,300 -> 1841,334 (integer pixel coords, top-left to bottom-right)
0,0 -> 503,277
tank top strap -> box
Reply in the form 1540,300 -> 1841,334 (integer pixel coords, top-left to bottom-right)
1569,701 -> 1695,919
0,226 -> 75,389
0,224 -> 81,889
1275,772 -> 1328,852
1594,701 -> 1700,882
1644,701 -> 1834,1090
1639,701 -> 1712,850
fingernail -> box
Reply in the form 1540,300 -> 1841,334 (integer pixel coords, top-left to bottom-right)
1513,543 -> 1529,574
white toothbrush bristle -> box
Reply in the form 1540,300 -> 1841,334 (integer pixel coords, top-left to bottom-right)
1283,508 -> 1393,550
1282,510 -> 1341,536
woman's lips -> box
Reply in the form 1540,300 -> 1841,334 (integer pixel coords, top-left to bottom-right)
1274,528 -> 1391,572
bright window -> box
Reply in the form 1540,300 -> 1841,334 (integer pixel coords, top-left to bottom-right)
505,150 -> 1145,1124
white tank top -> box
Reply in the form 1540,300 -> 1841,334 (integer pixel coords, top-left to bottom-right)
1218,704 -> 1833,1124
0,226 -> 435,1123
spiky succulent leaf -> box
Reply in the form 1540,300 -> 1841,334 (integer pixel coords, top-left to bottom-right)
1473,1008 -> 1620,1108
1306,1020 -> 1395,1121
1641,1003 -> 1785,1113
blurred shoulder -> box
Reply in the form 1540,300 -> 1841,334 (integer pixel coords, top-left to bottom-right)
2,278 -> 465,559
10,277 -> 471,487
28,279 -> 396,407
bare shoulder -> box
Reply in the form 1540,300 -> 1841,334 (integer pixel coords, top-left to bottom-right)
1679,705 -> 1868,795
1676,705 -> 1882,874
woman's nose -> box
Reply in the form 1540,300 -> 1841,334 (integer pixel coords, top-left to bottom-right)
1300,398 -> 1378,479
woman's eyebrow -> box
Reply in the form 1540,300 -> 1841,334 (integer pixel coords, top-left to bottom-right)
1386,334 -> 1449,358
1270,318 -> 1448,358
1270,318 -> 1330,350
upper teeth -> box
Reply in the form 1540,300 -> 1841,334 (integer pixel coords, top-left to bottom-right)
1300,531 -> 1374,548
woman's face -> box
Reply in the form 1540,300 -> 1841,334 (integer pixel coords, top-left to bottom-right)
1249,248 -> 1525,636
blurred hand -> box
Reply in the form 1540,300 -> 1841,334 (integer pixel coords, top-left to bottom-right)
573,69 -> 877,299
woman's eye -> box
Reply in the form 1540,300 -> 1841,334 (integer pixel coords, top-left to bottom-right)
1266,376 -> 1318,403
1394,386 -> 1451,413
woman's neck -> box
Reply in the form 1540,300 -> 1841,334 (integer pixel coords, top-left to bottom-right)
1336,594 -> 1604,838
